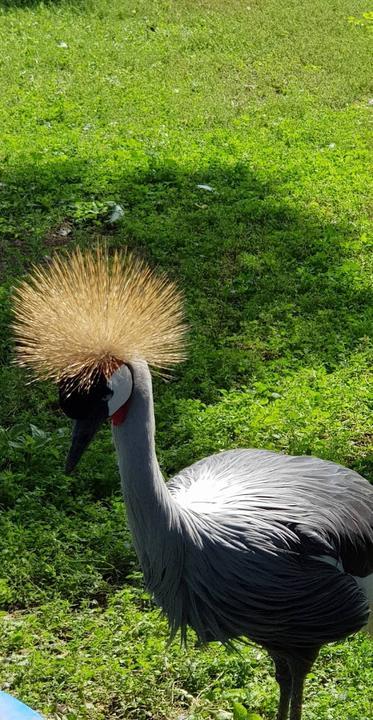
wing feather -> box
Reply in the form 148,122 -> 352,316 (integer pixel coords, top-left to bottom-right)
164,449 -> 373,648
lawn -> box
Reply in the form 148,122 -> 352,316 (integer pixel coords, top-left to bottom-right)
0,1 -> 372,718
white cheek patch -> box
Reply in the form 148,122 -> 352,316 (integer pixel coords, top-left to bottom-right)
107,365 -> 133,416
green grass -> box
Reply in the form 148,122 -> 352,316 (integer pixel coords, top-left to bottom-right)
0,1 -> 372,718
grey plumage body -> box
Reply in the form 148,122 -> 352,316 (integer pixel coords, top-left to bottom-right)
167,450 -> 372,648
112,361 -> 373,720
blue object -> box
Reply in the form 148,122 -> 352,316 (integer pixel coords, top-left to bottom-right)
0,691 -> 43,720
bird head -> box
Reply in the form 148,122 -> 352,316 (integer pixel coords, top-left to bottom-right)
12,246 -> 187,472
59,363 -> 134,473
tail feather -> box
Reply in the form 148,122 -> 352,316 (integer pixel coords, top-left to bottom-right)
354,574 -> 373,634
366,607 -> 373,635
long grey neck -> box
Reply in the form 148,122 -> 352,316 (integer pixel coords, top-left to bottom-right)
111,361 -> 183,599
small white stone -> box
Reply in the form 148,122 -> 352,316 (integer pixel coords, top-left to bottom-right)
196,184 -> 215,192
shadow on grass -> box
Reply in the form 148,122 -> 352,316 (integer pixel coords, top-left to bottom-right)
0,156 -> 371,402
0,156 -> 371,607
0,0 -> 87,9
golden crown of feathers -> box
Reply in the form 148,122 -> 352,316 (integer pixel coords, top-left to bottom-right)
12,247 -> 187,388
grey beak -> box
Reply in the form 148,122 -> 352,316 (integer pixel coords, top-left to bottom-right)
65,409 -> 107,474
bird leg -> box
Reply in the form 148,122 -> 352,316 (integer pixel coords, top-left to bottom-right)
288,648 -> 319,720
288,664 -> 306,720
269,652 -> 292,720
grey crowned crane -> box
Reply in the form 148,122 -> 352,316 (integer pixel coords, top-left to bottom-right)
13,247 -> 373,720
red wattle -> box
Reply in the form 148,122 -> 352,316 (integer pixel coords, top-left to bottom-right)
111,401 -> 130,426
